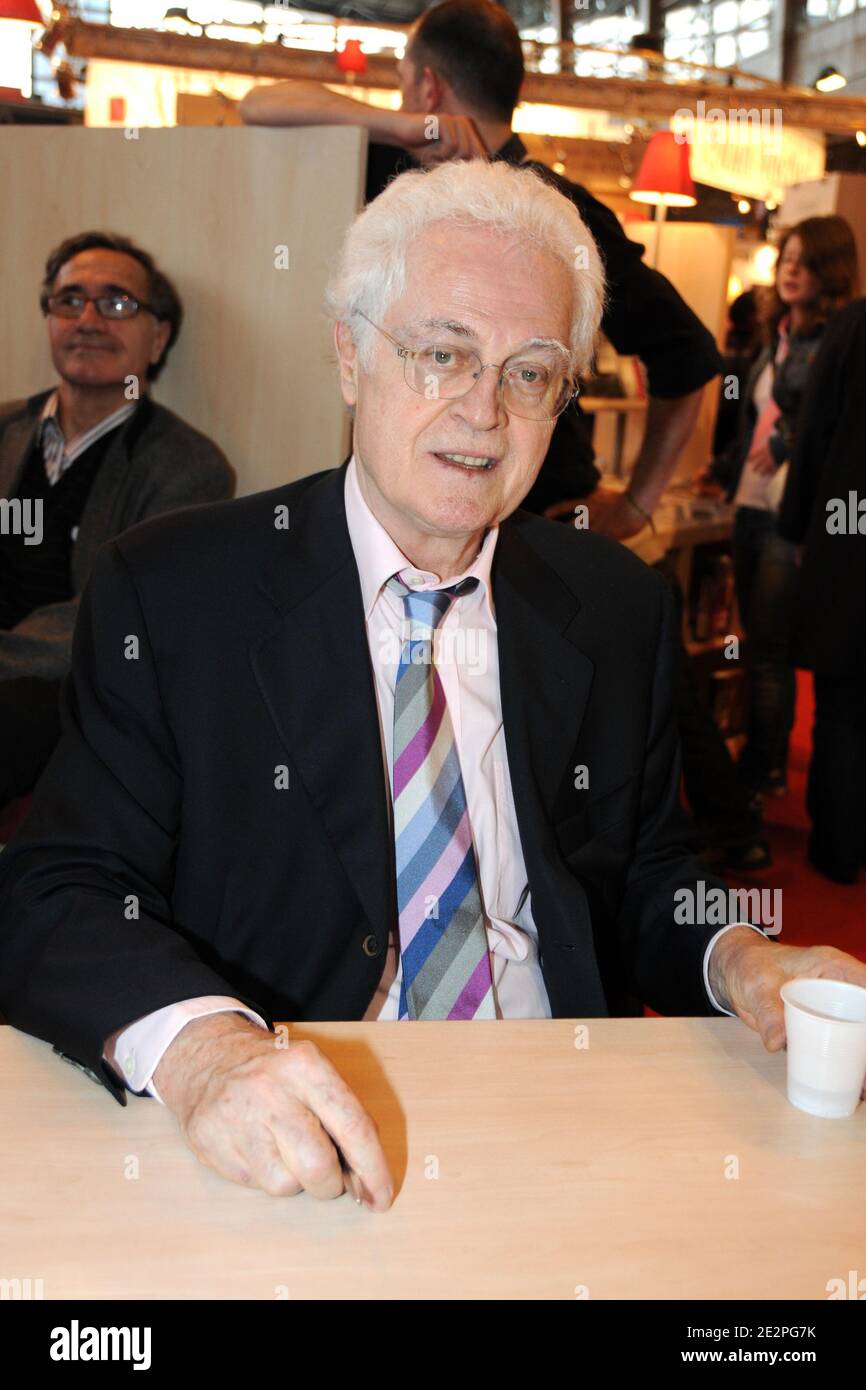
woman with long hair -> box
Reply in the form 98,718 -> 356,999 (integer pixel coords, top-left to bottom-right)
730,215 -> 859,799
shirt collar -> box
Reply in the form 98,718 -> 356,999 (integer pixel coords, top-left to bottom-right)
37,389 -> 138,446
344,455 -> 499,623
38,389 -> 60,439
493,132 -> 528,165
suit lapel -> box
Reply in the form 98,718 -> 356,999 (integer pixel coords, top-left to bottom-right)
494,514 -> 594,826
494,515 -> 605,1010
0,393 -> 49,499
250,466 -> 395,940
76,398 -> 151,528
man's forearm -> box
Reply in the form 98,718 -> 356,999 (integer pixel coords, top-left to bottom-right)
707,924 -> 772,1013
627,387 -> 704,515
239,79 -> 409,146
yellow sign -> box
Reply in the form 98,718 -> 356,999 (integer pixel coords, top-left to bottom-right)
671,104 -> 825,201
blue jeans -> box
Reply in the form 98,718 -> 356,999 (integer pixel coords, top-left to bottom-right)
733,506 -> 800,783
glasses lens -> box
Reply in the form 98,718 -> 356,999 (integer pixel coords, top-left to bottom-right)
405,344 -> 480,400
503,362 -> 574,420
48,295 -> 84,318
99,295 -> 138,319
403,340 -> 574,419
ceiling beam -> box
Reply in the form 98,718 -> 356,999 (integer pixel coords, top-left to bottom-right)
46,17 -> 866,135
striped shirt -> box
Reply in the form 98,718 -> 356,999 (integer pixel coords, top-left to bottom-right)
39,390 -> 137,486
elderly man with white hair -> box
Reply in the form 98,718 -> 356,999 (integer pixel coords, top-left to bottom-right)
1,161 -> 864,1211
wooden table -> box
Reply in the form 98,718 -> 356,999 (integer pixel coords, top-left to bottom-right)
1,1018 -> 863,1300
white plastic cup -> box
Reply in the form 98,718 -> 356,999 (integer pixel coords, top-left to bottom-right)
780,977 -> 866,1118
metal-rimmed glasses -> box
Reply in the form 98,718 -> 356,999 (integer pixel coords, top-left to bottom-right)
357,310 -> 578,421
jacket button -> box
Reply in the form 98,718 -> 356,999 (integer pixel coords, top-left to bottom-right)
362,934 -> 380,956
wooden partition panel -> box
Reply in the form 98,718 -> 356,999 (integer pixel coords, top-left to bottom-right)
0,127 -> 365,496
609,221 -> 735,482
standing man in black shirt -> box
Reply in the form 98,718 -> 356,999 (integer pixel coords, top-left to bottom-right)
239,0 -> 722,539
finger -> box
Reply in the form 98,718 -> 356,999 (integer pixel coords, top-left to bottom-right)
463,115 -> 490,159
727,990 -> 783,1047
185,1112 -> 279,1191
818,957 -> 866,991
232,1122 -> 307,1198
751,991 -> 786,1050
452,117 -> 476,161
436,116 -> 461,159
267,1105 -> 346,1203
286,1042 -> 393,1210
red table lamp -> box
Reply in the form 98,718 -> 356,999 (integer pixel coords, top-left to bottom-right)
336,39 -> 367,79
629,130 -> 697,267
0,0 -> 44,21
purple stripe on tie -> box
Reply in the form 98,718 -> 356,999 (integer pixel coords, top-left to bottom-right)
448,953 -> 493,1020
393,671 -> 446,798
396,808 -> 473,952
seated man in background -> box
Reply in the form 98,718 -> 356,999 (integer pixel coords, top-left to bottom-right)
239,0 -> 722,540
0,232 -> 235,804
1,163 -> 862,1213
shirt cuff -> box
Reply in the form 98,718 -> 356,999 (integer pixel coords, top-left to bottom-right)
103,997 -> 270,1105
703,922 -> 766,1015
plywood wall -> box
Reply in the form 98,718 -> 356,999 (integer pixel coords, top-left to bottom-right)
0,126 -> 365,496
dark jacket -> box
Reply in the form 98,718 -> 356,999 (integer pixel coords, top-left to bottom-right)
0,390 -> 235,681
778,298 -> 866,675
0,463 -> 731,1106
711,322 -> 824,503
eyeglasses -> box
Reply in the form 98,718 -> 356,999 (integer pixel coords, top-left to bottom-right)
41,292 -> 157,321
357,311 -> 578,421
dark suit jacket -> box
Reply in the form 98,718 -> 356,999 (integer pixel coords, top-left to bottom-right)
778,298 -> 866,676
0,463 -> 728,1105
0,390 -> 235,681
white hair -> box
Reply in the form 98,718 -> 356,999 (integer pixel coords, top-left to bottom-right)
324,158 -> 605,377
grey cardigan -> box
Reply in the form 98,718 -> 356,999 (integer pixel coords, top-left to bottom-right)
0,390 -> 235,682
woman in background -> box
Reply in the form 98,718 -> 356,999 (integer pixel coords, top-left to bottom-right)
728,216 -> 859,799
778,297 -> 866,883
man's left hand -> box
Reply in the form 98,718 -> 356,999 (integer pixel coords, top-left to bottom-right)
710,927 -> 866,1096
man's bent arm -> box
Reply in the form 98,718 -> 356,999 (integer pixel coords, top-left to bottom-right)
239,79 -> 411,145
0,541 -> 268,1099
625,388 -> 704,518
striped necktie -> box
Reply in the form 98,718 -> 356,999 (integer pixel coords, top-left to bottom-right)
387,574 -> 495,1021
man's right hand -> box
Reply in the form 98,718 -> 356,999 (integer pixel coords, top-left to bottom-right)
389,111 -> 490,165
153,1012 -> 393,1210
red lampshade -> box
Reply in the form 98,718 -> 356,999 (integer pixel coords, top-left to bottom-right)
0,0 -> 44,23
336,39 -> 367,75
629,131 -> 696,208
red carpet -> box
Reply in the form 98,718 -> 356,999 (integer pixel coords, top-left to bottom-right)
722,670 -> 865,963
